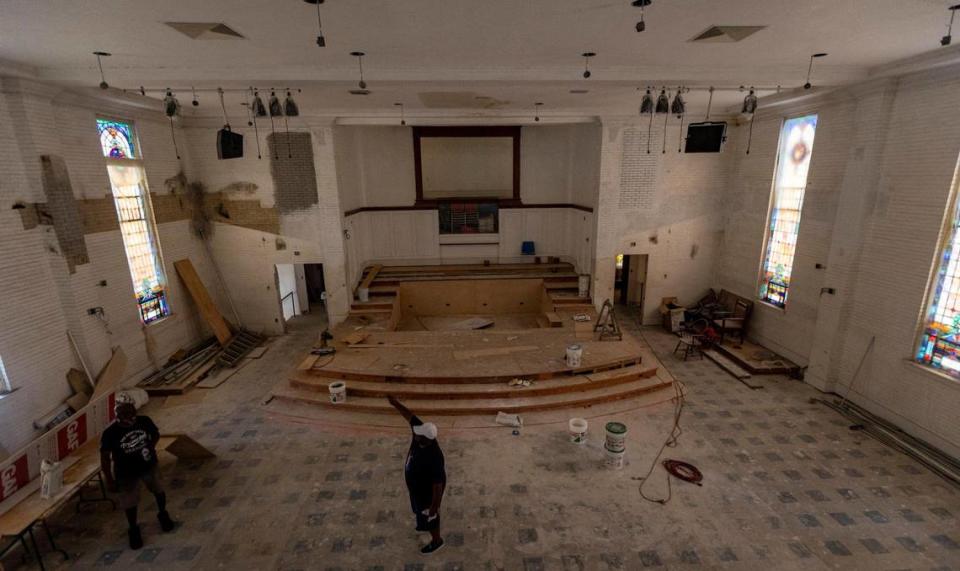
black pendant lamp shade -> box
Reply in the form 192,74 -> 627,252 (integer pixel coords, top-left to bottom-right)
639,88 -> 654,114
655,89 -> 669,113
284,91 -> 299,117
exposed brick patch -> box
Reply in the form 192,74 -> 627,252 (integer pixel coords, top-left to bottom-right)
40,154 -> 89,272
268,132 -> 318,213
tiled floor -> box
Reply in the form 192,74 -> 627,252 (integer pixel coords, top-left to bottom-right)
6,310 -> 960,570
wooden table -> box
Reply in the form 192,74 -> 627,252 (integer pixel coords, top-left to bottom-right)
0,439 -> 110,570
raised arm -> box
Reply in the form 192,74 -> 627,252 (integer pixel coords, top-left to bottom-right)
387,395 -> 414,423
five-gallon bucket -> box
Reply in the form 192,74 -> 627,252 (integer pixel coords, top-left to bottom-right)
569,418 -> 588,444
604,421 -> 628,453
328,381 -> 347,403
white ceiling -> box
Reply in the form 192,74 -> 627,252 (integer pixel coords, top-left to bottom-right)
0,0 -> 957,116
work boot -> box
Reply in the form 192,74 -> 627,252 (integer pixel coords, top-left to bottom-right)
157,510 -> 175,532
420,538 -> 444,554
128,525 -> 143,550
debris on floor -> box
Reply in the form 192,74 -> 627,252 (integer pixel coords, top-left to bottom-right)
495,412 -> 523,427
508,378 -> 532,388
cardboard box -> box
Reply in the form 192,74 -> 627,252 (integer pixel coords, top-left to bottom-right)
659,296 -> 685,333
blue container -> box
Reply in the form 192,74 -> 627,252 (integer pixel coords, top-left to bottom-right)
521,241 -> 536,255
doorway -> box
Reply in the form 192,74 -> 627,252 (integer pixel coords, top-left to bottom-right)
303,263 -> 326,310
614,254 -> 648,314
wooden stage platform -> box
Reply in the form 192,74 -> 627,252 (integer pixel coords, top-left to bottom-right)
272,263 -> 676,417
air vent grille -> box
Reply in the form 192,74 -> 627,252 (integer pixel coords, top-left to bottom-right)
165,22 -> 245,40
690,25 -> 765,43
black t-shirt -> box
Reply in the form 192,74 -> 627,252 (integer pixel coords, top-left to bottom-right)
100,416 -> 159,479
404,415 -> 446,506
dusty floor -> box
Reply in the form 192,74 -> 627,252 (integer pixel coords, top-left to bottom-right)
5,309 -> 960,570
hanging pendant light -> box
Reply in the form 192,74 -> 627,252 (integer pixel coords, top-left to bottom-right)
803,52 -> 828,89
350,51 -> 369,94
670,88 -> 685,116
284,90 -> 300,116
741,87 -> 758,115
655,88 -> 669,113
267,90 -> 281,159
163,89 -> 181,160
632,0 -> 650,32
639,88 -> 653,115
252,90 -> 268,117
943,4 -> 960,45
533,102 -> 543,122
191,86 -> 199,107
305,0 -> 326,47
581,52 -> 596,79
394,102 -> 406,126
92,51 -> 111,89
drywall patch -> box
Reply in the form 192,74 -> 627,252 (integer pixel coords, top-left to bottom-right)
218,181 -> 259,196
268,132 -> 318,213
40,155 -> 89,272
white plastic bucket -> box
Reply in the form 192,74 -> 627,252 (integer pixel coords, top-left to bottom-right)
566,345 -> 583,368
328,381 -> 347,403
578,274 -> 590,298
604,421 -> 628,453
569,418 -> 588,444
604,447 -> 626,470
358,287 -> 370,302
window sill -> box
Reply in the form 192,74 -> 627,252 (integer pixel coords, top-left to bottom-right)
143,313 -> 176,329
756,300 -> 787,314
903,359 -> 960,390
0,387 -> 21,402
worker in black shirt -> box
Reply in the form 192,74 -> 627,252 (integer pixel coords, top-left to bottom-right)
387,396 -> 446,554
100,395 -> 175,549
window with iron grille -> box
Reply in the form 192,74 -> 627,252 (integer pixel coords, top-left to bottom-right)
916,155 -> 960,377
97,118 -> 170,324
758,115 -> 818,308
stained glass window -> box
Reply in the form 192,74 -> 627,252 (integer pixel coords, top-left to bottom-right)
96,118 -> 170,323
758,115 -> 818,308
97,119 -> 136,159
916,158 -> 960,376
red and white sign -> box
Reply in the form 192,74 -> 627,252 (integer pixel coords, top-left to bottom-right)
0,455 -> 29,502
56,413 -> 88,460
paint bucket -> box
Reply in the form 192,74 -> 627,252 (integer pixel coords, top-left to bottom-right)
566,345 -> 583,368
568,418 -> 588,444
578,274 -> 590,298
328,381 -> 347,404
604,447 -> 626,470
604,421 -> 628,453
358,287 -> 370,302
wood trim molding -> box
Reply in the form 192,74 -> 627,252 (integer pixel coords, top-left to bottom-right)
412,125 -> 522,204
343,202 -> 593,217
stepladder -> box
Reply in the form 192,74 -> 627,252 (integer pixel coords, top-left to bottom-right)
594,299 -> 623,341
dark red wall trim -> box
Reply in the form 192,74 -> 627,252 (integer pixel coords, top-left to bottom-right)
343,202 -> 593,217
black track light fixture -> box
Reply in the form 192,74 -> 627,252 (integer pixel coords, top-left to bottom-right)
741,87 -> 758,115
632,0 -> 651,32
670,88 -> 685,117
191,87 -> 199,107
803,53 -> 828,89
163,89 -> 181,159
251,90 -> 267,117
394,102 -> 406,126
93,51 -> 111,89
655,88 -> 669,113
534,102 -> 543,122
943,4 -> 960,46
284,91 -> 300,117
581,52 -> 596,79
639,87 -> 653,114
304,0 -> 326,47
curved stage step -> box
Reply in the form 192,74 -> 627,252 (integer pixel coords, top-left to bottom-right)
298,355 -> 644,384
273,373 -> 673,415
290,363 -> 658,399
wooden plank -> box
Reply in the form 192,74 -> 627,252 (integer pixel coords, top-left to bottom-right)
453,346 -> 539,360
544,312 -> 563,328
355,264 -> 383,296
66,368 -> 92,396
247,346 -> 268,359
174,259 -> 232,346
447,317 -> 494,330
91,347 -> 127,399
157,433 -> 216,459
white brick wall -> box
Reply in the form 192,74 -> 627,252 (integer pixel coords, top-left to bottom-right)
718,67 -> 960,456
593,115 -> 729,323
0,80 -> 219,455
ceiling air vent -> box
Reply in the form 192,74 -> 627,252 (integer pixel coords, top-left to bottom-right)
689,25 -> 765,43
165,22 -> 245,40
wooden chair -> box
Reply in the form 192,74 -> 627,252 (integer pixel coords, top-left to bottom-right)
673,333 -> 704,361
713,297 -> 751,344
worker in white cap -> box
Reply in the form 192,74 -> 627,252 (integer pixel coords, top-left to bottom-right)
387,396 -> 446,554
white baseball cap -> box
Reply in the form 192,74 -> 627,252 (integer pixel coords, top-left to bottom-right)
413,422 -> 438,440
